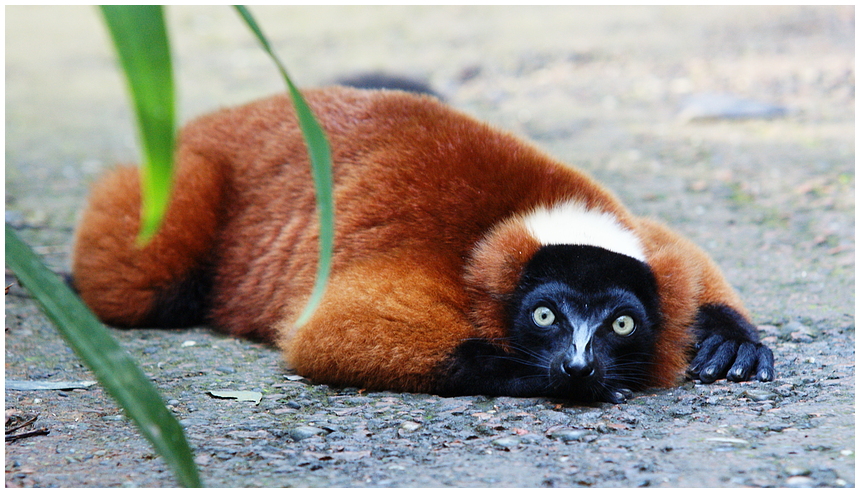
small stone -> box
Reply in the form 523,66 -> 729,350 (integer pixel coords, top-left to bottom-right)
492,437 -> 521,449
784,466 -> 811,477
779,321 -> 814,341
517,433 -> 544,444
399,421 -> 422,432
742,389 -> 778,402
767,423 -> 791,432
215,366 -> 236,374
672,406 -> 694,416
289,426 -> 327,441
549,428 -> 594,442
785,476 -> 815,487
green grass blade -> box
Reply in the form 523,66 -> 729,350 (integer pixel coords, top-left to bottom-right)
234,5 -> 335,326
100,5 -> 175,245
5,226 -> 201,488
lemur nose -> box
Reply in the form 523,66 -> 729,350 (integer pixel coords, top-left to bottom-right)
562,359 -> 595,378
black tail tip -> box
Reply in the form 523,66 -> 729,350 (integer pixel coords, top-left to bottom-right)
335,72 -> 442,100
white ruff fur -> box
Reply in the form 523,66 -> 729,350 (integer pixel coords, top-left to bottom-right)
522,201 -> 646,261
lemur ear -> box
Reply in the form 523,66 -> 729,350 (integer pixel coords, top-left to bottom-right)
463,216 -> 542,342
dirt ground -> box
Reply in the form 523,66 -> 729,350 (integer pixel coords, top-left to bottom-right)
5,6 -> 854,487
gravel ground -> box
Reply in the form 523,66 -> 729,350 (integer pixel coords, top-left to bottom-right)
5,6 -> 854,487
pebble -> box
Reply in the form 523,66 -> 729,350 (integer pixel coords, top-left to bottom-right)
289,426 -> 327,441
784,466 -> 811,477
549,429 -> 594,442
766,423 -> 791,432
399,421 -> 422,432
518,433 -> 544,444
742,389 -> 779,402
285,400 -> 303,409
492,437 -> 521,449
672,406 -> 694,416
779,321 -> 818,342
785,476 -> 816,487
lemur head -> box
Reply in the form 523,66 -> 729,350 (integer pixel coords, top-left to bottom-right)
507,244 -> 662,403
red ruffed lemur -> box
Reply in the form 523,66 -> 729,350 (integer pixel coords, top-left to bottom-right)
72,86 -> 774,403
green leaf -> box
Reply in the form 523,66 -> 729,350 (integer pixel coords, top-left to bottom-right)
100,5 -> 175,245
234,6 -> 335,326
5,226 -> 201,488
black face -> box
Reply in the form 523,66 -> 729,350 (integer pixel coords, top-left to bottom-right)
506,244 -> 662,403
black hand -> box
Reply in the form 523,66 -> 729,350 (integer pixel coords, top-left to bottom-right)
689,304 -> 775,383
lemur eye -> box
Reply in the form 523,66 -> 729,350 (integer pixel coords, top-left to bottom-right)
532,306 -> 556,327
612,315 -> 636,336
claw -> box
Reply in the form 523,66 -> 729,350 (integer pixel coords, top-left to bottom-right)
754,345 -> 775,381
689,334 -> 723,375
726,342 -> 757,382
698,339 -> 738,383
603,387 -> 633,404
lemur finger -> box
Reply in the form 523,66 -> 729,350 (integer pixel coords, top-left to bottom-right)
726,342 -> 757,381
689,334 -> 724,375
754,345 -> 776,382
698,339 -> 739,384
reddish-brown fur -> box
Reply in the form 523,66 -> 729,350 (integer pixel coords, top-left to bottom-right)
73,87 -> 751,392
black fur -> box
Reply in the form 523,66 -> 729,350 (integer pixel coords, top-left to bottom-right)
688,304 -> 775,383
140,261 -> 213,328
336,72 -> 441,99
439,245 -> 662,403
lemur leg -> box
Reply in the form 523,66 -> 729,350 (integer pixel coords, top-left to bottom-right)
634,217 -> 775,385
72,151 -> 225,328
278,254 -> 477,394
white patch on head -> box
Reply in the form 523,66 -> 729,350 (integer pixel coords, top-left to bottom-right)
522,201 -> 646,261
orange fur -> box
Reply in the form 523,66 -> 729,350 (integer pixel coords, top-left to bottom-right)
73,86 -> 752,392
463,218 -> 543,344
